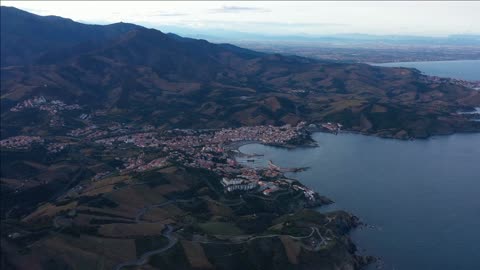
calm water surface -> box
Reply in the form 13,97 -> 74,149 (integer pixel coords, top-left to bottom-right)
375,60 -> 480,81
238,133 -> 480,270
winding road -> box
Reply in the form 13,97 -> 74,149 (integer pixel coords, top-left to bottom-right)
192,226 -> 328,248
114,225 -> 177,270
113,196 -> 330,269
114,199 -> 188,270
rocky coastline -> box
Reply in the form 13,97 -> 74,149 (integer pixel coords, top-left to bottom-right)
232,132 -> 373,269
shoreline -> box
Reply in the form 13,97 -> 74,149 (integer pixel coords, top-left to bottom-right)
371,59 -> 480,65
224,137 -> 373,269
226,132 -> 336,207
307,125 -> 480,141
232,130 -> 480,269
230,134 -> 373,268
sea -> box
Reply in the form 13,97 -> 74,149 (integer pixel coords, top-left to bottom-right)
374,59 -> 480,81
237,61 -> 480,269
238,133 -> 480,270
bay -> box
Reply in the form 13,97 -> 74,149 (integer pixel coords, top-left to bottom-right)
237,132 -> 480,270
375,60 -> 480,81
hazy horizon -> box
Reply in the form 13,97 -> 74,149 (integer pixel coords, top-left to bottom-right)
2,1 -> 480,38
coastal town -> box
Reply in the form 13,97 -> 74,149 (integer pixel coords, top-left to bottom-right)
3,5 -> 479,269
0,93 -> 344,205
0,119 -> 361,270
1,116 -> 325,204
423,76 -> 480,90
91,122 -> 321,202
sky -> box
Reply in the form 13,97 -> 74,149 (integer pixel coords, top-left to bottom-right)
2,1 -> 480,37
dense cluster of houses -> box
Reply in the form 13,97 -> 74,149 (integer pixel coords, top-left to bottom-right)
9,96 -> 82,127
2,116 -> 319,202
0,136 -> 44,150
423,76 -> 480,90
88,123 -> 319,200
10,96 -> 81,115
95,132 -> 160,148
213,123 -> 307,145
46,142 -> 71,153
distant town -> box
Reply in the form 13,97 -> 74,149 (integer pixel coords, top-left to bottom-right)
424,76 -> 480,90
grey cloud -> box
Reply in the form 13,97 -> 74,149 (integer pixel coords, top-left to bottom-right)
251,22 -> 349,28
210,6 -> 270,13
151,11 -> 188,17
181,20 -> 349,28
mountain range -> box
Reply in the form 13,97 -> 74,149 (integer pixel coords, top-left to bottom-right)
1,6 -> 480,139
2,6 -> 480,270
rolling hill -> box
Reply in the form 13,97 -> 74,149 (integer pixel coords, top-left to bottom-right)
1,6 -> 480,139
2,7 -> 480,270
